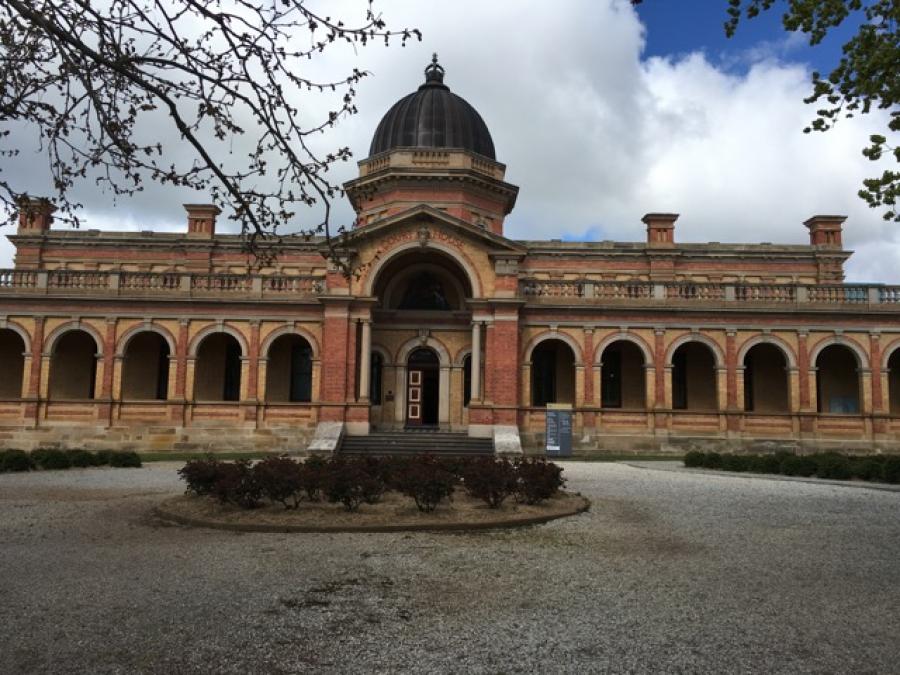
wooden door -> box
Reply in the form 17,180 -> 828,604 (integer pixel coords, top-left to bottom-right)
406,369 -> 423,425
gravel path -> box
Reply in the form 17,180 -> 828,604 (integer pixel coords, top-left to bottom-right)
1,461 -> 898,674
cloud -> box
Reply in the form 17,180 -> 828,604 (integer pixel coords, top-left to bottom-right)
1,0 -> 895,281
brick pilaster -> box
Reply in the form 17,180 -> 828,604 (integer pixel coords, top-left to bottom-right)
870,333 -> 883,412
725,331 -> 737,410
654,328 -> 665,407
174,320 -> 189,399
246,321 -> 260,402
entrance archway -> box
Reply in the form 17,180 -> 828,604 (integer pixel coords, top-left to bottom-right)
406,347 -> 439,426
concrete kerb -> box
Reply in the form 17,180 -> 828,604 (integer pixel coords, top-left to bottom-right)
624,461 -> 900,494
152,494 -> 591,534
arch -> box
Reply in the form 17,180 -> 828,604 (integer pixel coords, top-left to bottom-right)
121,331 -> 171,400
116,323 -> 176,357
0,328 -> 26,399
396,335 -> 452,367
454,346 -> 472,368
193,332 -> 243,401
44,321 -> 104,356
382,263 -> 469,311
48,329 -> 100,400
881,337 -> 900,370
736,334 -> 797,369
188,323 -> 249,358
809,335 -> 869,370
594,331 -> 652,366
665,333 -> 725,367
265,333 -> 313,403
815,342 -> 862,414
0,320 -> 32,354
598,338 -> 647,409
363,241 -> 483,299
887,348 -> 900,415
523,331 -> 584,366
742,342 -> 789,413
531,338 -> 577,407
259,325 -> 320,360
670,340 -> 719,411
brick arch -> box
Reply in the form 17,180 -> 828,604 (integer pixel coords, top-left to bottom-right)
523,331 -> 584,366
737,335 -> 798,369
396,335 -> 451,367
44,321 -> 104,355
362,241 -> 484,299
259,325 -> 320,360
594,332 -> 653,366
0,320 -> 32,353
116,323 -> 177,357
454,346 -> 472,367
809,336 -> 869,369
188,324 -> 249,358
881,337 -> 900,370
665,333 -> 725,368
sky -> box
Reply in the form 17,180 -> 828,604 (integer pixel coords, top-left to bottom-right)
1,0 -> 896,282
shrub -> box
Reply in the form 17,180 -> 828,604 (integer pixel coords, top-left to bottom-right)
323,459 -> 376,512
178,457 -> 226,496
683,450 -> 705,468
851,458 -> 883,482
1,449 -> 33,472
92,450 -> 113,466
514,458 -> 565,505
212,459 -> 263,508
748,453 -> 783,474
813,453 -> 853,480
882,456 -> 900,484
395,456 -> 455,512
462,457 -> 518,509
108,451 -> 142,468
703,452 -> 723,469
66,449 -> 95,468
31,448 -> 71,470
720,454 -> 750,472
253,456 -> 303,509
299,455 -> 328,501
780,454 -> 816,477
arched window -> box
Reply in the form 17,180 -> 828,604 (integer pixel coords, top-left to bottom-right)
743,343 -> 788,412
194,333 -> 242,402
370,352 -> 383,404
816,344 -> 860,414
121,332 -> 170,400
600,341 -> 646,409
0,329 -> 25,399
265,334 -> 312,403
671,342 -> 717,411
889,349 -> 900,416
49,330 -> 98,400
463,354 -> 472,407
531,339 -> 576,407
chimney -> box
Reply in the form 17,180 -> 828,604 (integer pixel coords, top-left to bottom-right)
643,213 -> 678,247
804,215 -> 845,248
16,197 -> 56,234
184,204 -> 221,238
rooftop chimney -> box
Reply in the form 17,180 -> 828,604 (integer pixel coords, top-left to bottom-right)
16,197 -> 56,234
184,204 -> 221,239
643,213 -> 678,248
804,215 -> 845,249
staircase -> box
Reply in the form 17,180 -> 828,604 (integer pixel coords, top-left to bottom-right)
338,430 -> 494,456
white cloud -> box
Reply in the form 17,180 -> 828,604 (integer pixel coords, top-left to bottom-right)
1,0 -> 896,281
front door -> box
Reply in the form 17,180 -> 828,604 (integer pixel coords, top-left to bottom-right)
406,348 -> 439,427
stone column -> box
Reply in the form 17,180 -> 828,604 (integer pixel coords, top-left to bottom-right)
438,365 -> 450,425
470,321 -> 481,402
359,319 -> 371,402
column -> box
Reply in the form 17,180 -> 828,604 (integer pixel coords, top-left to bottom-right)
359,319 -> 371,401
246,321 -> 260,402
870,332 -> 884,413
470,320 -> 481,401
583,328 -> 594,406
174,320 -> 189,400
654,328 -> 666,408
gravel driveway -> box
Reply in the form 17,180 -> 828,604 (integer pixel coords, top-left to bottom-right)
1,461 -> 898,674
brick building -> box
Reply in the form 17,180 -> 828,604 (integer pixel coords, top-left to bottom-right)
2,58 -> 900,455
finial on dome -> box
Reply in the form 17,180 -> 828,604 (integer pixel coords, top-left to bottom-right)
424,53 -> 445,85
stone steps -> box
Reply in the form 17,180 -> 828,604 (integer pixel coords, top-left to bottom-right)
338,431 -> 494,456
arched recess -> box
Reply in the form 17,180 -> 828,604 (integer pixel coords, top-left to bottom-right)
742,343 -> 789,413
736,335 -> 797,369
598,339 -> 647,409
885,345 -> 900,415
531,338 -> 577,407
259,325 -> 320,361
665,333 -> 725,368
0,320 -> 32,354
394,336 -> 452,427
593,332 -> 653,367
188,324 -> 249,359
193,332 -> 243,401
121,331 -> 171,400
0,328 -> 27,399
44,321 -> 104,357
48,329 -> 100,400
524,331 -> 584,366
369,347 -> 388,405
265,333 -> 313,403
116,323 -> 176,358
364,241 -> 483,300
815,343 -> 862,414
670,340 -> 719,411
808,336 -> 869,371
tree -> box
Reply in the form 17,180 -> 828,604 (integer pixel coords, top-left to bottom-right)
0,0 -> 420,254
634,0 -> 899,222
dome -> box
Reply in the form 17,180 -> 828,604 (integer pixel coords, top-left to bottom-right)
369,55 -> 496,160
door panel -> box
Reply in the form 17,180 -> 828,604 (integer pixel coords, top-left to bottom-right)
407,369 -> 423,425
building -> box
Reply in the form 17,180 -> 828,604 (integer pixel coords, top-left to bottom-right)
2,57 -> 900,455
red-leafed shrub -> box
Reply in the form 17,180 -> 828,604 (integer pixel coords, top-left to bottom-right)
178,457 -> 225,496
299,455 -> 327,501
323,459 -> 384,512
514,458 -> 565,505
211,459 -> 263,508
461,457 -> 518,509
395,455 -> 456,512
253,456 -> 303,509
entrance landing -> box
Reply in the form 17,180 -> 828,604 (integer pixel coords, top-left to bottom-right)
338,431 -> 493,456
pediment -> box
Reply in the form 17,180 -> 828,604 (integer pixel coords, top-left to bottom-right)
335,205 -> 526,256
